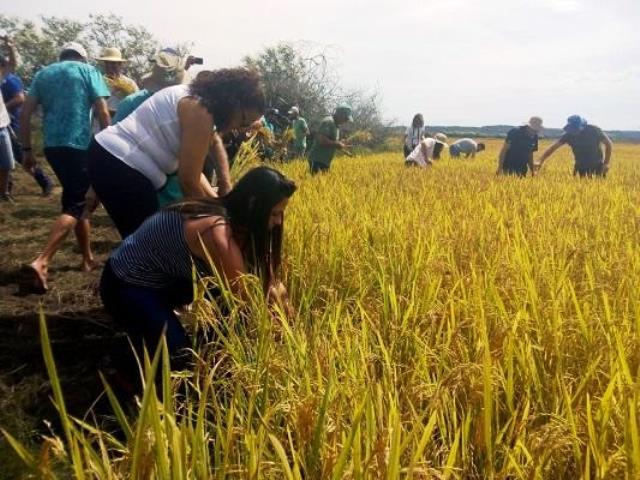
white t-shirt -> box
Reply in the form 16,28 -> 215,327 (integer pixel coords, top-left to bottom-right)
451,138 -> 478,154
405,126 -> 426,149
95,84 -> 192,189
406,138 -> 437,167
0,72 -> 10,128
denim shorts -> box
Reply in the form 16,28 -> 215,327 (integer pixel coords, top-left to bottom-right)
0,127 -> 15,171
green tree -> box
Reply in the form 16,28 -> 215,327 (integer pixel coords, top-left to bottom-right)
243,42 -> 388,148
84,13 -> 159,84
0,13 -> 160,85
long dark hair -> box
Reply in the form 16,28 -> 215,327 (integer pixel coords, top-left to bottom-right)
190,68 -> 266,131
170,167 -> 297,289
412,113 -> 424,128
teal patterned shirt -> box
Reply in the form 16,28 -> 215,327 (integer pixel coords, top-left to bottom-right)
28,61 -> 110,150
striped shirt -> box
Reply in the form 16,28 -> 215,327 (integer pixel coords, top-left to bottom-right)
109,210 -> 211,289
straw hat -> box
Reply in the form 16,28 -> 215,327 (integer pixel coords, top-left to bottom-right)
141,50 -> 187,92
434,132 -> 448,143
97,47 -> 127,63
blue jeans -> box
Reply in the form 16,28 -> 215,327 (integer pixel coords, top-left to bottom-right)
0,127 -> 15,172
100,260 -> 191,366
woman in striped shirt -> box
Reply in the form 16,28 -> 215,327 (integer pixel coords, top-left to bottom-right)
100,166 -> 297,367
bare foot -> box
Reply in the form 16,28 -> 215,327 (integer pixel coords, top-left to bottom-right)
27,260 -> 48,294
82,258 -> 100,272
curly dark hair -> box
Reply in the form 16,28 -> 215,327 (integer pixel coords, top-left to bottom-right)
190,68 -> 266,131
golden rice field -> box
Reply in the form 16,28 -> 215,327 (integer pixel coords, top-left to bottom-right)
5,139 -> 640,478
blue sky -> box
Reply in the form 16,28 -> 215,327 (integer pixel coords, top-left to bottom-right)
4,0 -> 639,129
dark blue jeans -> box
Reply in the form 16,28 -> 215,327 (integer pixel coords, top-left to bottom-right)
100,260 -> 192,366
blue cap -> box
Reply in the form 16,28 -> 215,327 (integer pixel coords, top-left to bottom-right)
564,115 -> 587,134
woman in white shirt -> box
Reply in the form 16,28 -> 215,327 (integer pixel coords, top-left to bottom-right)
88,68 -> 265,238
404,113 -> 426,157
405,136 -> 447,167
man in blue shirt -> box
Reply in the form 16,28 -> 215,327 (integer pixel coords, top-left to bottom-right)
0,36 -> 18,202
19,42 -> 111,292
0,66 -> 53,195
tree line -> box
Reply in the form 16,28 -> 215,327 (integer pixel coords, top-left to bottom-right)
0,14 -> 389,149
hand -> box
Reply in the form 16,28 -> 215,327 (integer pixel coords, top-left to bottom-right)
268,281 -> 295,319
2,36 -> 13,48
217,179 -> 232,196
185,55 -> 196,70
22,150 -> 36,171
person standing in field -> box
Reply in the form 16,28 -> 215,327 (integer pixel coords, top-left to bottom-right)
404,113 -> 426,158
405,135 -> 447,167
497,117 -> 544,177
537,115 -> 613,177
288,106 -> 309,158
97,47 -> 139,118
308,105 -> 353,174
88,68 -> 265,239
100,167 -> 296,367
19,42 -> 111,292
0,36 -> 18,202
113,49 -> 187,123
1,62 -> 54,196
449,138 -> 486,158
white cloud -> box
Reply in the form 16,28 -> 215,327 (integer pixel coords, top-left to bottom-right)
538,0 -> 583,13
3,0 -> 639,129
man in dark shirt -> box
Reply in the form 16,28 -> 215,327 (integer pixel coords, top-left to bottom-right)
538,115 -> 613,177
497,116 -> 544,177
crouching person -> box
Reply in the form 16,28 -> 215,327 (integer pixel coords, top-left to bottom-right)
405,135 -> 447,167
99,167 -> 297,368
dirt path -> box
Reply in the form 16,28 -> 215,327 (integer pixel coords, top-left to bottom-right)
0,164 -> 127,452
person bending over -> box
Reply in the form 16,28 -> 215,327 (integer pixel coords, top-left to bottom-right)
405,136 -> 447,167
537,115 -> 612,177
449,138 -> 485,158
89,67 -> 265,238
100,166 -> 297,367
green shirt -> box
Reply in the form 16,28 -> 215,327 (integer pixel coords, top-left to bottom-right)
113,89 -> 152,123
292,117 -> 308,149
309,116 -> 339,166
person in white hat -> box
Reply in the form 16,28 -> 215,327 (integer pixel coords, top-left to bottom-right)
113,49 -> 187,123
19,41 -> 111,292
497,116 -> 544,177
405,135 -> 447,168
97,47 -> 139,116
287,106 -> 309,158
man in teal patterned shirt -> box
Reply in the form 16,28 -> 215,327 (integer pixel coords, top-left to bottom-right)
20,42 -> 111,293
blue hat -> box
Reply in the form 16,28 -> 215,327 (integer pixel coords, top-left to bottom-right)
563,115 -> 587,134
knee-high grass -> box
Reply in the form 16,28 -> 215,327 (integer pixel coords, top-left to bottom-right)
4,140 -> 640,478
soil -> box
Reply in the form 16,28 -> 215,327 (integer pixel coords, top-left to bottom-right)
0,163 -> 133,465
